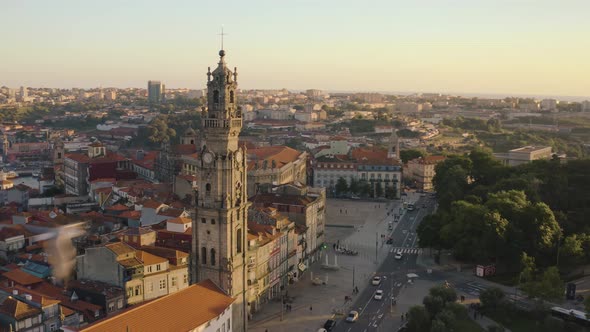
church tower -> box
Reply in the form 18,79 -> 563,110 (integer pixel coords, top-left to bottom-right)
192,48 -> 249,332
388,129 -> 400,160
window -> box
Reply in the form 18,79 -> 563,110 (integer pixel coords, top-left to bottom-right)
206,183 -> 211,192
147,282 -> 153,293
211,218 -> 216,225
156,264 -> 161,271
159,279 -> 166,290
230,90 -> 235,103
213,90 -> 219,103
201,218 -> 206,224
147,266 -> 152,273
211,248 -> 216,266
222,322 -> 226,332
50,323 -> 57,332
236,229 -> 242,253
201,247 -> 207,264
117,299 -> 123,309
127,287 -> 133,297
108,302 -> 114,312
134,286 -> 141,296
171,276 -> 177,287
183,274 -> 188,284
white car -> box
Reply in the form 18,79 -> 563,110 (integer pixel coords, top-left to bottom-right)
395,251 -> 403,260
372,276 -> 381,285
374,289 -> 384,300
346,310 -> 359,323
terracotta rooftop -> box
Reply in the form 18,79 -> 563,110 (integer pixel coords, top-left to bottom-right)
141,199 -> 165,209
2,269 -> 44,286
90,178 -> 116,184
0,295 -> 42,320
73,280 -> 234,332
173,144 -> 198,155
157,208 -> 186,218
135,250 -> 168,266
106,204 -> 130,211
118,210 -> 141,219
167,217 -> 191,225
104,242 -> 136,257
140,246 -> 189,261
65,153 -> 90,163
247,146 -> 303,170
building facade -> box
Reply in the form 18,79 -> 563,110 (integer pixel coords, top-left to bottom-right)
191,48 -> 249,332
405,155 -> 446,191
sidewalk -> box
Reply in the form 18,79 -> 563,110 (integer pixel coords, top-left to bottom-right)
248,199 -> 407,332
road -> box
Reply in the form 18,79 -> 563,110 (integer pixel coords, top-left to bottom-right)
333,193 -> 437,332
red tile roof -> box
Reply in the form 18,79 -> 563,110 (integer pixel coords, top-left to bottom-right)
2,269 -> 44,286
73,280 -> 234,332
247,146 -> 303,170
66,153 -> 90,163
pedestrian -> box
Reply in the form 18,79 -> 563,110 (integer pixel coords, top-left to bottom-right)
340,209 -> 342,213
309,305 -> 313,312
333,243 -> 336,250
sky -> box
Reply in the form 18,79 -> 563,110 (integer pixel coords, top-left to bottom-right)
1,0 -> 590,98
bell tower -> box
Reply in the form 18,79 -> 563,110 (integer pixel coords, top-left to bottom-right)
192,48 -> 249,332
388,129 -> 400,161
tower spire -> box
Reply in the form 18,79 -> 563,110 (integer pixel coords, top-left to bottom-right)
219,25 -> 228,51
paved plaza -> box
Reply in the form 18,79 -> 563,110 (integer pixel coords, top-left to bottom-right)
249,195 -> 421,332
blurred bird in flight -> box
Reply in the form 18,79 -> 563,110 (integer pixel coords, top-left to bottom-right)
40,223 -> 86,284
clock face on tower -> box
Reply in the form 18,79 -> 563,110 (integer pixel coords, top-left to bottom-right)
203,152 -> 213,164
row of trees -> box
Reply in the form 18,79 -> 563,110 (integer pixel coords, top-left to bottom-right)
334,177 -> 397,199
417,148 -> 590,273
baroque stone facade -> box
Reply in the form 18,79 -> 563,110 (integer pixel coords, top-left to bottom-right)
192,49 -> 249,332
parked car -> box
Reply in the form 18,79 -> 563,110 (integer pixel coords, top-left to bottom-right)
346,310 -> 359,322
323,319 -> 336,331
395,251 -> 403,260
372,276 -> 381,285
374,290 -> 384,300
386,238 -> 394,245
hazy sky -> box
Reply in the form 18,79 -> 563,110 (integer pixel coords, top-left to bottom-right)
1,0 -> 589,97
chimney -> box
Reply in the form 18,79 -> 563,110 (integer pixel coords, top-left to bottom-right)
136,150 -> 144,160
12,290 -> 18,296
25,294 -> 32,301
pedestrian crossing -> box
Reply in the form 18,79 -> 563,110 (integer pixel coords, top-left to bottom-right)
455,281 -> 488,296
390,247 -> 423,254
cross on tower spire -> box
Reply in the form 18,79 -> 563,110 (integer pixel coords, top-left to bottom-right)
219,25 -> 228,51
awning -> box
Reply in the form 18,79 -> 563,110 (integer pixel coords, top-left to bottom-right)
298,263 -> 307,272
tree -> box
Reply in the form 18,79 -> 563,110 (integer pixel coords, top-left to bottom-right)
375,181 -> 383,197
429,285 -> 458,304
423,295 -> 445,318
349,178 -> 360,194
400,149 -> 425,163
407,305 -> 431,332
479,287 -> 505,312
148,116 -> 176,144
335,177 -> 349,196
537,266 -> 564,301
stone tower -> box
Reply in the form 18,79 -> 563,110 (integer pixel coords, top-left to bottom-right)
181,126 -> 197,145
388,129 -> 400,161
192,48 -> 249,332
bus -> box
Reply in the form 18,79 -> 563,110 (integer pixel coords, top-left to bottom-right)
550,306 -> 590,327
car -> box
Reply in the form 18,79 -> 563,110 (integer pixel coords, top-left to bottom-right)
323,319 -> 336,331
420,193 -> 427,197
395,251 -> 403,260
346,310 -> 359,322
386,238 -> 394,245
372,276 -> 381,285
374,289 -> 384,300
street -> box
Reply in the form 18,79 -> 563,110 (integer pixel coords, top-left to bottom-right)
332,194 -> 437,332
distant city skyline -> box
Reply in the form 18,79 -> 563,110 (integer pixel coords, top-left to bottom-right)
1,0 -> 589,97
